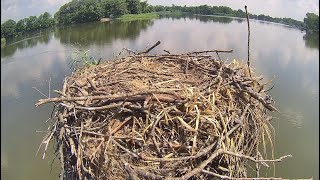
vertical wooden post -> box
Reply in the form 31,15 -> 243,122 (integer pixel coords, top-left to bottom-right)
245,5 -> 252,78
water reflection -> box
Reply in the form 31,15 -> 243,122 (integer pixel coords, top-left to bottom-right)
193,15 -> 235,24
54,20 -> 155,47
303,31 -> 319,49
159,13 -> 238,24
280,110 -> 304,128
1,32 -> 52,58
1,20 -> 155,60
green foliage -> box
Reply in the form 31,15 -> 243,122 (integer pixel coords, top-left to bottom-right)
234,9 -> 246,18
153,5 -> 167,12
26,16 -> 39,31
126,0 -> 141,14
117,13 -> 158,21
38,12 -> 55,29
1,12 -> 55,39
145,5 -> 154,13
137,1 -> 153,13
103,0 -> 128,17
1,19 -> 17,38
16,18 -> 27,34
152,5 -> 307,30
55,0 -> 104,25
140,1 -> 148,13
54,0 -> 142,24
70,49 -> 100,69
304,13 -> 319,31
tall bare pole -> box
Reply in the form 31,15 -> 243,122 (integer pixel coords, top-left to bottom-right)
245,5 -> 252,78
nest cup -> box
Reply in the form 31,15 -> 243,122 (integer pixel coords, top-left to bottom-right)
36,48 -> 283,179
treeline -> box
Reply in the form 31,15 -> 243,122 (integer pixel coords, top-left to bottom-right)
1,0 -> 154,39
1,12 -> 55,39
55,0 -> 155,24
304,13 -> 319,32
1,0 -> 319,40
154,4 -> 315,30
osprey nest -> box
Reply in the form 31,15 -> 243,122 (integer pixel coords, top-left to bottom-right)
36,42 -> 292,180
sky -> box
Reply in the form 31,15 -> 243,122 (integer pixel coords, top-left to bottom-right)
1,0 -> 319,23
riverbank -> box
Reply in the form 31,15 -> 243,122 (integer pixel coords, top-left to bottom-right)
2,13 -> 317,48
117,13 -> 159,21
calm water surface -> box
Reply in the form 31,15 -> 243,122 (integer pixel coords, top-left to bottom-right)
1,15 -> 319,179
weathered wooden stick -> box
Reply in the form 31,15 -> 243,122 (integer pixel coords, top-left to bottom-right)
60,102 -> 129,111
222,150 -> 292,164
242,88 -> 278,112
187,49 -> 233,55
35,90 -> 179,106
111,117 -> 132,135
139,124 -> 241,162
122,159 -> 164,180
139,40 -> 161,54
169,149 -> 291,180
123,47 -> 136,54
245,5 -> 252,77
163,49 -> 170,54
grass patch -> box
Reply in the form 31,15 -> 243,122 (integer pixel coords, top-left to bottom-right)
154,11 -> 184,16
117,13 -> 159,21
1,38 -> 6,48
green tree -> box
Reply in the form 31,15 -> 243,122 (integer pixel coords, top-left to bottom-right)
16,19 -> 27,34
73,0 -> 102,23
38,12 -> 55,29
153,5 -> 165,12
145,5 -> 154,13
25,16 -> 40,31
126,0 -> 141,14
1,19 -> 17,38
219,6 -> 232,14
103,0 -> 128,17
198,5 -> 211,15
235,9 -> 246,18
304,13 -> 319,31
140,1 -> 148,13
55,0 -> 105,24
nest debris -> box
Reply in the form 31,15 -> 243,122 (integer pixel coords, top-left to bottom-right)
36,46 -> 293,180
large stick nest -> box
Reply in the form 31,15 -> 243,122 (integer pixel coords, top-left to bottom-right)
36,48 -> 289,180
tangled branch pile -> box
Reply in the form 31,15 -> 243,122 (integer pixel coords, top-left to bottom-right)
36,48 -> 292,179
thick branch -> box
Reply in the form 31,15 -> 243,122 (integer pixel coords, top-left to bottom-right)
187,49 -> 233,55
139,41 -> 161,54
36,90 -> 179,106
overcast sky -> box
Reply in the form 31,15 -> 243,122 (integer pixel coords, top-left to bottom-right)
1,0 -> 319,23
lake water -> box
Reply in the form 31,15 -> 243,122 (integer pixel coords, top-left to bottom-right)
1,15 -> 319,179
